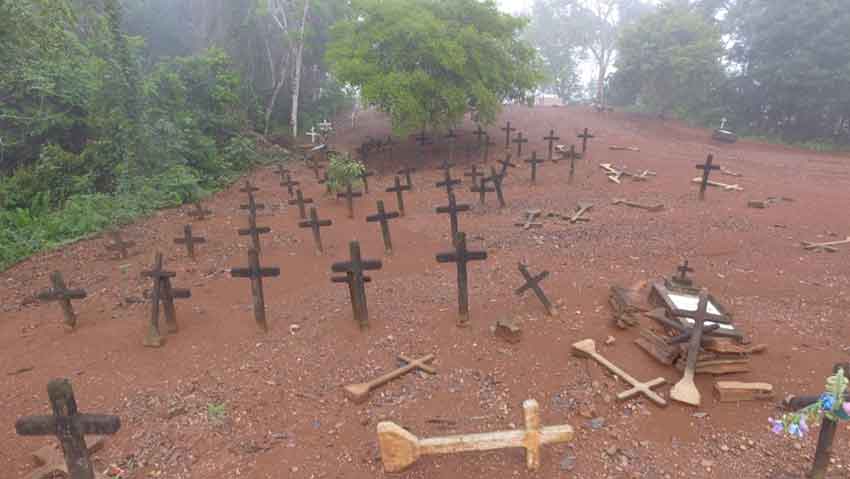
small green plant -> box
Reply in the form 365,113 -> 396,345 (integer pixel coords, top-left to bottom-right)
206,403 -> 227,422
325,152 -> 365,193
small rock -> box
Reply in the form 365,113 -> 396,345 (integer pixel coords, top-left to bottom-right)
606,446 -> 619,456
605,335 -> 616,345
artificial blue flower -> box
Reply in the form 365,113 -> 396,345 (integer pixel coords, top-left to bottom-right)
768,417 -> 784,434
789,422 -> 803,438
799,416 -> 809,436
820,393 -> 836,412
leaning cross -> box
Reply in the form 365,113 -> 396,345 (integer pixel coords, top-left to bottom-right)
15,379 -> 121,479
436,232 -> 487,326
436,191 -> 471,243
37,271 -> 87,331
695,154 -> 720,201
359,169 -> 376,194
367,200 -> 400,255
344,353 -> 436,403
397,167 -> 416,189
577,128 -> 594,155
141,253 -> 190,346
173,224 -> 206,260
377,399 -> 573,472
500,121 -> 516,149
386,176 -> 410,216
188,201 -> 212,221
230,248 -> 280,332
298,206 -> 332,254
512,132 -> 528,158
281,172 -> 300,198
105,231 -> 135,260
497,153 -> 517,178
670,288 -> 711,406
436,167 -> 462,196
337,182 -> 363,219
331,241 -> 382,329
288,189 -> 314,220
572,339 -> 667,406
472,176 -> 495,205
524,151 -> 544,184
238,211 -> 271,252
516,263 -> 553,315
543,129 -> 560,162
487,167 -> 507,208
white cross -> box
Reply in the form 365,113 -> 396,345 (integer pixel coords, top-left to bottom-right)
318,120 -> 333,133
307,126 -> 319,144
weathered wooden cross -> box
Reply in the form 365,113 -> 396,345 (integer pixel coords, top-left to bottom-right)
543,129 -> 560,162
238,211 -> 271,252
337,182 -> 363,219
568,202 -> 592,223
512,131 -> 528,158
516,263 -> 553,315
500,121 -> 516,149
472,176 -> 495,204
281,172 -> 300,198
188,201 -> 212,221
239,191 -> 265,218
288,189 -> 314,220
331,241 -> 382,329
564,145 -> 580,182
695,154 -> 719,201
367,200 -> 400,255
15,378 -> 121,479
298,206 -> 332,254
572,339 -> 667,406
105,231 -> 135,260
436,232 -> 487,326
345,353 -> 436,404
240,180 -> 259,194
37,271 -> 87,330
514,209 -> 543,230
577,127 -> 595,154
436,167 -> 462,196
673,260 -> 694,287
525,151 -> 544,184
397,166 -> 415,190
487,167 -> 507,208
141,253 -> 190,346
386,176 -> 410,217
436,191 -> 470,242
437,158 -> 455,172
173,224 -> 206,260
230,248 -> 280,332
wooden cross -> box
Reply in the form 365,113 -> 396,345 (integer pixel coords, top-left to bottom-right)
436,232 -> 487,325
500,121 -> 516,149
543,129 -> 560,162
514,209 -> 542,230
345,354 -> 436,404
281,172 -> 300,198
801,237 -> 850,252
482,133 -> 496,162
37,271 -> 87,330
239,191 -> 265,219
577,128 -> 595,154
173,224 -> 206,260
238,212 -> 271,252
512,131 -> 528,158
240,180 -> 260,194
230,248 -> 280,332
572,339 -> 667,406
473,124 -> 487,147
486,167 -> 507,208
497,153 -> 517,178
141,253 -> 190,346
307,126 -> 320,144
564,145 -> 580,182
437,158 -> 455,172
674,260 -> 694,287
306,159 -> 323,180
464,165 -> 484,191
524,151 -> 544,184
436,167 -> 462,195
444,129 -> 458,165
359,169 -> 376,194
436,191 -> 471,242
288,189 -> 314,220
298,206 -> 332,254
386,176 -> 410,217
188,201 -> 212,221
516,263 -> 553,315
471,176 -> 495,204
568,202 -> 592,223
319,171 -> 332,195
397,167 -> 415,189
15,379 -> 121,479
105,231 -> 135,260
670,288 -> 711,406
337,182 -> 363,219
367,200 -> 400,255
695,154 -> 719,200
331,241 -> 382,329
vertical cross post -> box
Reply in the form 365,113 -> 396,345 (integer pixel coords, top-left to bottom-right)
578,128 -> 595,155
497,153 -> 517,178
513,132 -> 528,158
445,129 -> 458,165
307,159 -> 323,180
437,167 -> 462,196
331,241 -> 382,329
436,232 -> 488,326
298,206 -> 332,254
240,180 -> 260,194
37,272 -> 87,330
809,363 -> 850,479
105,231 -> 135,260
436,191 -> 471,243
237,212 -> 271,253
674,260 -> 695,287
501,121 -> 516,149
288,189 -> 314,220
230,249 -> 281,332
525,152 -> 544,184
337,182 -> 363,219
473,124 -> 487,147
472,176 -> 495,204
240,191 -> 265,219
173,224 -> 206,260
141,253 -> 176,347
483,134 -> 496,163
696,154 -> 720,201
464,165 -> 484,191
386,176 -> 410,216
543,129 -> 560,162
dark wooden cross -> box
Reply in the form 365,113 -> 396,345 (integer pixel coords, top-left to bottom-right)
238,211 -> 271,252
577,128 -> 595,155
436,190 -> 471,242
331,241 -> 382,329
337,182 -> 363,219
188,201 -> 212,221
436,167 -> 462,196
674,260 -> 695,287
482,133 -> 497,163
173,224 -> 206,260
472,176 -> 495,204
239,191 -> 265,219
564,145 -> 580,183
444,129 -> 458,165
543,129 -> 560,162
525,151 -> 545,184
240,180 -> 260,194
306,160 -> 323,180
288,189 -> 314,220
281,172 -> 300,198
436,232 -> 487,326
696,154 -> 719,201
516,263 -> 553,315
385,176 -> 410,217
497,153 -> 517,178
397,167 -> 415,189
464,165 -> 484,191
230,248 -> 280,332
501,121 -> 516,149
298,206 -> 332,254
367,200 -> 400,255
15,378 -> 121,479
141,253 -> 190,346
37,271 -> 87,330
487,166 -> 507,208
105,231 -> 135,260
512,132 -> 529,158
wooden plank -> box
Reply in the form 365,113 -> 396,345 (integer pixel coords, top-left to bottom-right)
675,357 -> 751,375
702,338 -> 767,355
714,381 -> 774,402
634,328 -> 679,365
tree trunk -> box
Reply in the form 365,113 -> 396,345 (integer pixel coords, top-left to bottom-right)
264,52 -> 290,136
290,0 -> 310,138
597,61 -> 607,106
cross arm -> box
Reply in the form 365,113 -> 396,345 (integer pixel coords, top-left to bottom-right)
37,289 -> 87,301
238,227 -> 271,235
332,275 -> 372,284
230,267 -> 281,278
16,413 -> 121,436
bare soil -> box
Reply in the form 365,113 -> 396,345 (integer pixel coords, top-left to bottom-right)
2,105 -> 850,479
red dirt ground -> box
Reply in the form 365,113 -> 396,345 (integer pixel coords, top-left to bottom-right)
2,105 -> 850,479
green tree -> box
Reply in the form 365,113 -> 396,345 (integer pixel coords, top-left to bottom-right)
614,4 -> 724,117
327,0 -> 541,134
528,0 -> 581,102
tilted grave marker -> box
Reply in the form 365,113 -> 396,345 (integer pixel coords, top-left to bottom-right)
516,263 -> 553,315
141,253 -> 190,346
337,182 -> 363,219
37,271 -> 87,330
577,128 -> 595,155
280,172 -> 300,198
173,224 -> 206,260
487,166 -> 507,208
524,151 -> 544,184
105,231 -> 136,260
331,241 -> 382,329
670,288 -> 710,406
238,211 -> 271,252
497,153 -> 517,178
288,189 -> 314,220
436,232 -> 487,326
472,176 -> 495,205
344,353 -> 436,404
543,129 -> 560,162
612,198 -> 664,212
695,154 -> 719,201
436,191 -> 471,243
15,379 -> 121,479
188,201 -> 212,221
436,167 -> 462,196
512,131 -> 528,158
500,121 -> 516,149
386,176 -> 410,217
298,206 -> 332,254
367,200 -> 400,255
569,202 -> 592,223
230,248 -> 280,332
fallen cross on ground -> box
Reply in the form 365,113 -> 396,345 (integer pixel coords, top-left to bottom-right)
569,202 -> 593,223
514,209 -> 542,230
670,288 -> 710,406
344,353 -> 436,403
691,177 -> 743,192
37,271 -> 87,331
572,338 -> 667,406
230,248 -> 280,332
612,198 -> 664,212
800,236 -> 850,252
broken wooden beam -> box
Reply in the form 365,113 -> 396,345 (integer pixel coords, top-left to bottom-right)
714,381 -> 774,402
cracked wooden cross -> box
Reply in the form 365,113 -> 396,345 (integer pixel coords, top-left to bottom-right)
141,253 -> 190,347
436,167 -> 462,196
15,379 -> 121,479
577,128 -> 595,155
367,200 -> 400,255
332,241 -> 382,329
512,131 -> 528,158
337,182 -> 363,219
105,231 -> 135,260
436,232 -> 487,326
238,210 -> 271,252
516,263 -> 553,315
695,154 -> 720,200
298,206 -> 332,254
525,151 -> 544,184
436,191 -> 471,243
386,176 -> 410,217
173,224 -> 206,260
543,129 -> 560,162
230,248 -> 280,332
344,353 -> 436,403
37,271 -> 87,331
500,121 -> 516,149
288,189 -> 314,220
188,201 -> 212,221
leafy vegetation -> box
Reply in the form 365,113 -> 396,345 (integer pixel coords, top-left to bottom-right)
325,154 -> 366,193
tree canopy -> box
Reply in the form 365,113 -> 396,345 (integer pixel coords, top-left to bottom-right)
327,0 -> 542,133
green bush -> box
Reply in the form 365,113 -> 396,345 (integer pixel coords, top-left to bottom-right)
325,153 -> 365,193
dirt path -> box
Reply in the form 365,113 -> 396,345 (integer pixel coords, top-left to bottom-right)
2,105 -> 849,478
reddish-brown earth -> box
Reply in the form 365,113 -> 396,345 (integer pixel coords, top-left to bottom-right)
2,105 -> 850,479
